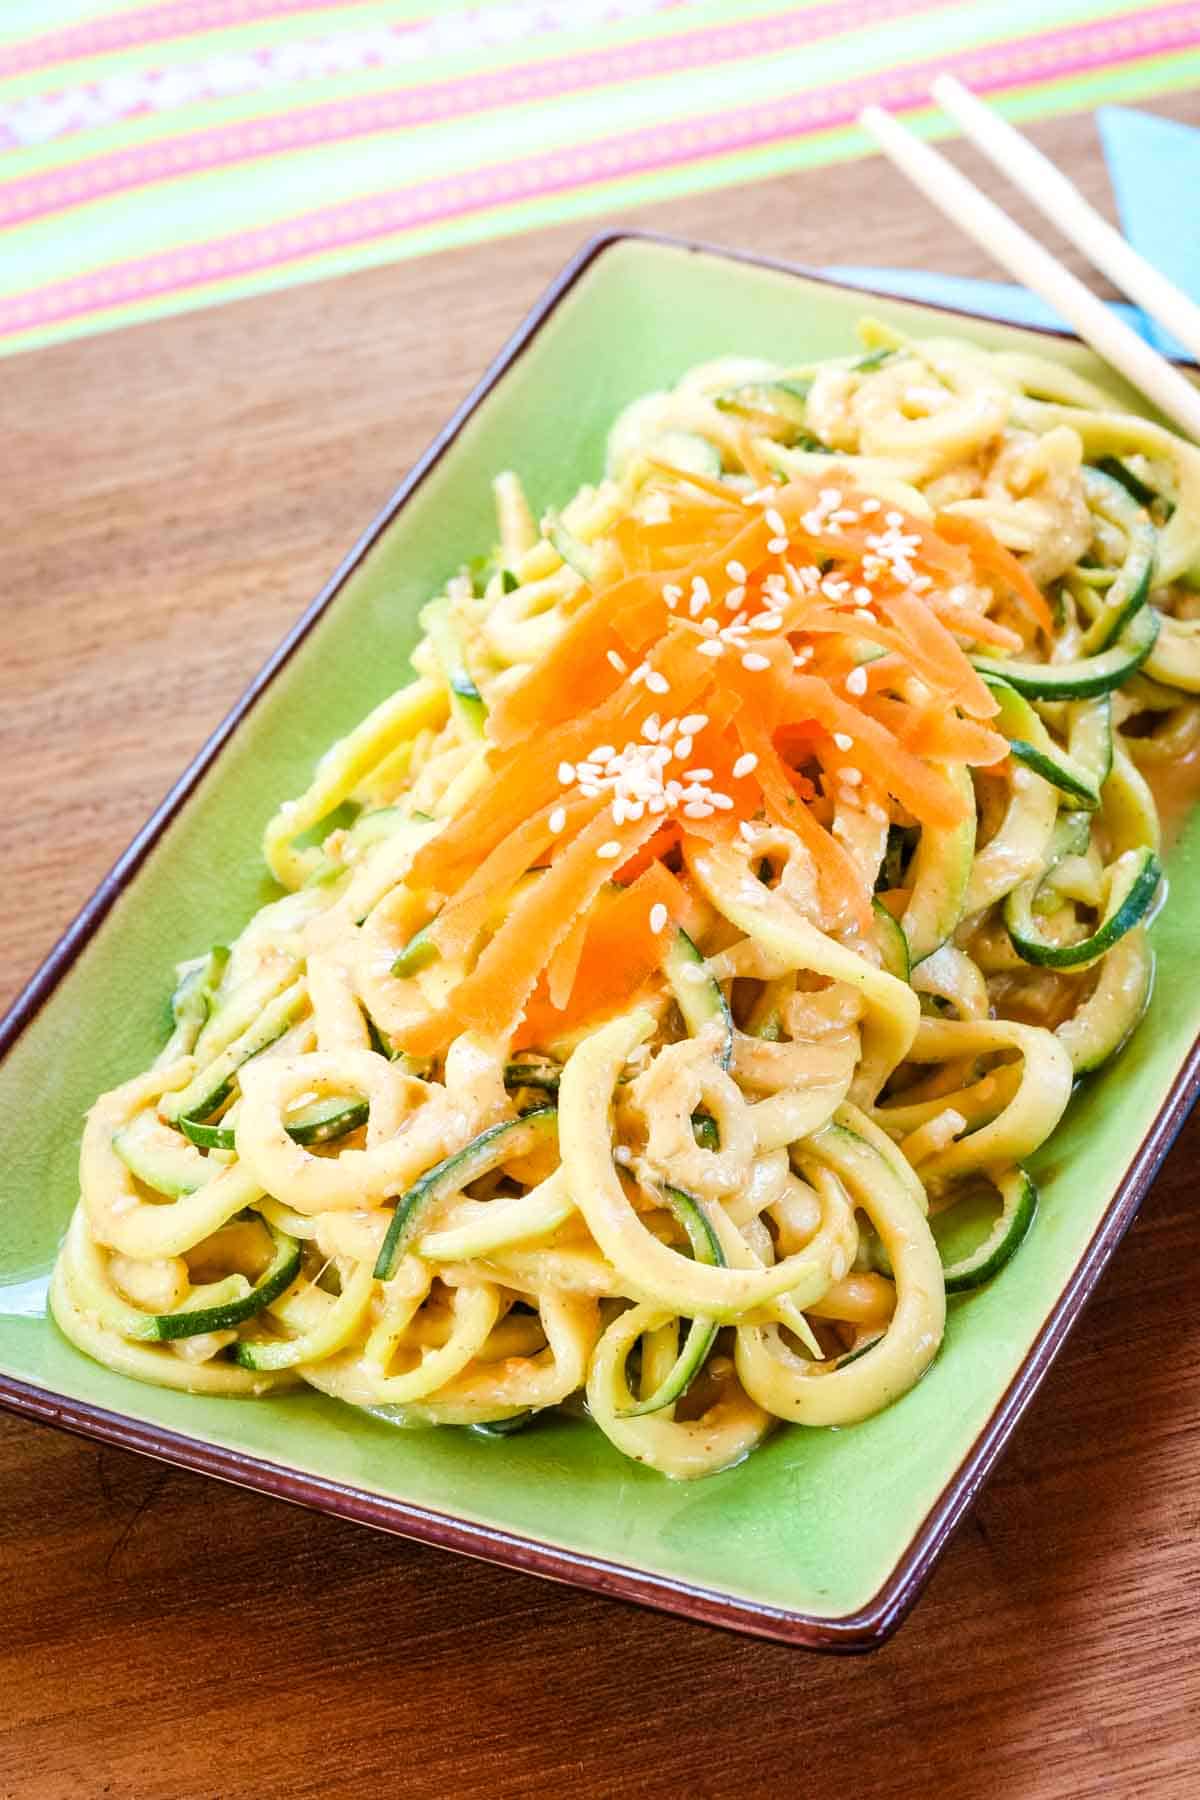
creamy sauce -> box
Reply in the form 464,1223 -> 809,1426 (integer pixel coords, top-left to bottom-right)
1145,746 -> 1200,853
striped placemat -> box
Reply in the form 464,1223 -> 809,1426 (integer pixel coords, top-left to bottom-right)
3,0 -> 1197,358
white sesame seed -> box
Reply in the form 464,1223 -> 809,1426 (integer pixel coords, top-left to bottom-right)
739,820 -> 758,843
911,573 -> 933,592
853,607 -> 875,624
589,745 -> 615,763
860,497 -> 881,515
683,801 -> 715,819
645,670 -> 670,695
741,652 -> 770,672
648,794 -> 668,814
641,714 -> 661,742
697,639 -> 725,658
732,752 -> 758,779
840,767 -> 863,787
630,661 -> 650,685
680,713 -> 707,735
701,617 -> 719,636
689,576 -> 711,616
710,793 -> 735,810
833,732 -> 854,751
673,735 -> 694,761
845,666 -> 868,697
660,718 -> 678,741
885,510 -> 904,527
557,761 -> 576,785
725,560 -> 747,582
724,585 -> 746,611
605,649 -> 628,674
611,797 -> 629,825
624,799 -> 645,821
579,781 -> 601,797
576,761 -> 601,781
792,648 -> 813,667
548,806 -> 567,833
767,536 -> 788,554
596,840 -> 622,860
765,507 -> 787,536
663,584 -> 683,608
853,586 -> 874,605
649,902 -> 668,934
685,767 -> 714,782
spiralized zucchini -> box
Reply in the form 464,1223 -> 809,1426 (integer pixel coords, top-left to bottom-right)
54,321 -> 1200,1479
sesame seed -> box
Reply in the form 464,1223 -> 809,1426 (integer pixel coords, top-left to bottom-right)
833,732 -> 854,751
701,617 -> 719,636
648,794 -> 668,814
853,607 -> 875,624
697,639 -> 725,658
741,652 -> 770,672
649,902 -> 668,934
767,536 -> 788,554
710,793 -> 735,811
732,752 -> 758,779
611,797 -> 629,825
739,821 -> 758,843
596,840 -> 622,860
548,806 -> 567,833
660,719 -> 679,741
860,498 -> 881,515
557,761 -> 576,785
606,649 -> 628,674
911,574 -> 933,592
845,666 -> 868,697
630,662 -> 649,685
885,510 -> 904,527
680,713 -> 707,735
793,648 -> 813,667
645,671 -> 670,696
840,767 -> 863,787
674,735 -> 694,761
578,782 -> 601,797
589,745 -> 615,763
765,507 -> 787,536
726,560 -> 747,581
724,585 -> 746,611
663,584 -> 682,609
685,767 -> 714,782
853,586 -> 874,605
689,576 -> 711,616
641,714 -> 661,742
683,801 -> 714,819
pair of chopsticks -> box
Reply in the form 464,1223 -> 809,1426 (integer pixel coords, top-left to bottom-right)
860,78 -> 1200,442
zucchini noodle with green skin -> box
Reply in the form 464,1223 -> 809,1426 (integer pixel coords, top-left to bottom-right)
54,321 -> 1200,1478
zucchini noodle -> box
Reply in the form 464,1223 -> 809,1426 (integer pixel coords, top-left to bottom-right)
54,321 -> 1200,1477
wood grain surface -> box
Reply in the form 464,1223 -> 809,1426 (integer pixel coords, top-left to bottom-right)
3,98 -> 1199,1800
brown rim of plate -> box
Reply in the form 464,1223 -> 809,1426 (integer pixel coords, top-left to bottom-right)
2,228 -> 1197,1654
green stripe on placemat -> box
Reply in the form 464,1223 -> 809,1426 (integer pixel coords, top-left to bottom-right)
2,0 -> 1198,356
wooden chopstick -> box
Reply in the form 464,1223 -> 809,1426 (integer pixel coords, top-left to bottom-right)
932,76 -> 1200,365
859,101 -> 1200,443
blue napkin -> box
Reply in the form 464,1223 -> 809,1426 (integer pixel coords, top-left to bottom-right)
823,107 -> 1192,360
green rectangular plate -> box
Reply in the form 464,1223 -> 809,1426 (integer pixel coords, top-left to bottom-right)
3,233 -> 1198,1651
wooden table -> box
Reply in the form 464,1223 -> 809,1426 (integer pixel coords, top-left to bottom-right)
3,97 -> 1199,1800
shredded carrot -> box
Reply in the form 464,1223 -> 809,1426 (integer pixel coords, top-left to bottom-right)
445,809 -> 660,1043
394,469 -> 1058,1057
518,861 -> 687,1044
934,512 -> 1055,637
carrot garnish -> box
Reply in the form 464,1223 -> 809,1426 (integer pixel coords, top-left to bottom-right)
934,512 -> 1055,638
